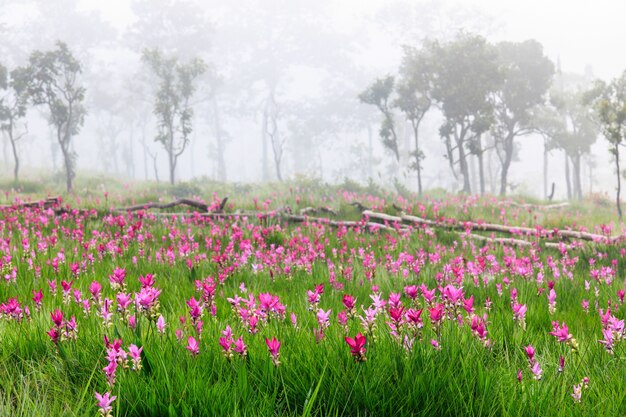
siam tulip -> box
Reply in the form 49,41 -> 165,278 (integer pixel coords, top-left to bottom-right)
186,336 -> 200,356
512,303 -> 527,329
337,311 -> 348,330
430,339 -> 441,351
290,312 -> 298,328
89,281 -> 102,303
517,369 -> 523,383
109,267 -> 126,291
316,309 -> 331,330
32,289 -> 43,311
234,336 -> 247,357
550,321 -> 579,352
530,361 -> 543,380
266,337 -> 281,366
103,360 -> 118,387
547,289 -> 557,315
429,303 -> 445,334
599,328 -> 615,354
156,315 -> 166,333
128,344 -> 143,371
463,296 -> 475,316
558,355 -> 565,373
342,294 -> 356,314
344,333 -> 367,362
95,392 -> 116,417
404,285 -> 419,302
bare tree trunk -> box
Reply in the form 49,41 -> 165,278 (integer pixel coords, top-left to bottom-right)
572,153 -> 582,200
412,123 -> 422,195
564,151 -> 572,200
543,138 -> 548,198
499,133 -> 514,196
476,135 -> 485,195
367,125 -> 374,179
61,146 -> 73,193
212,96 -> 227,182
613,144 -> 622,221
458,141 -> 471,193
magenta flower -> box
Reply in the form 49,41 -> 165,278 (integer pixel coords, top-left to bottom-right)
156,315 -> 166,333
531,361 -> 542,380
524,345 -> 535,362
342,294 -> 356,311
234,336 -> 247,356
266,337 -> 281,366
95,391 -> 116,417
317,309 -> 331,330
549,321 -> 572,343
429,303 -> 445,325
345,333 -> 367,362
128,344 -> 143,371
186,336 -> 200,356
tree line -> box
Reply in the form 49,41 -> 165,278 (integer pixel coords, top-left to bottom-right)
359,32 -> 626,218
0,42 -> 206,192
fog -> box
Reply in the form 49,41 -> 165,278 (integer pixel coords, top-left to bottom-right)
1,0 -> 625,199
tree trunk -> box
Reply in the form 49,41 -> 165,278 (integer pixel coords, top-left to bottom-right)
614,144 -> 622,221
458,140 -> 471,193
499,133 -> 514,196
476,135 -> 485,195
543,138 -> 548,198
7,118 -> 19,182
212,96 -> 227,182
61,146 -> 73,193
572,153 -> 582,200
564,151 -> 572,200
413,123 -> 422,195
367,125 -> 374,179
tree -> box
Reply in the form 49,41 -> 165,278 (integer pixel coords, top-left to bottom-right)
549,88 -> 597,200
427,33 -> 502,193
492,40 -> 554,196
13,42 -> 86,193
395,46 -> 433,195
0,62 -> 29,182
359,76 -> 400,162
585,71 -> 626,219
142,49 -> 207,184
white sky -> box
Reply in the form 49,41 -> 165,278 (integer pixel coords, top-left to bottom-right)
82,0 -> 626,80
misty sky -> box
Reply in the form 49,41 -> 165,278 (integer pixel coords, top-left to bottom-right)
84,0 -> 626,80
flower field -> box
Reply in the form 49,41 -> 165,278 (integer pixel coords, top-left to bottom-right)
0,189 -> 625,416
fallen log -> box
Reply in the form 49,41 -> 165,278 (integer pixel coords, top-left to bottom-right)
115,197 -> 226,213
0,196 -> 61,210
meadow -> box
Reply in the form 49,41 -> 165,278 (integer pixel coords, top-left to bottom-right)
0,179 -> 624,416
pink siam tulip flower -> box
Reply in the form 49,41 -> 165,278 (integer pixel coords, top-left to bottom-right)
388,293 -> 402,308
290,312 -> 298,328
186,336 -> 200,356
547,289 -> 557,314
103,360 -> 118,387
32,289 -> 43,310
463,296 -> 475,315
337,311 -> 348,327
429,303 -> 445,325
558,355 -> 565,373
138,274 -> 155,288
404,285 -> 419,301
344,333 -> 367,362
550,321 -> 572,343
441,284 -> 464,305
128,344 -> 143,371
95,391 -> 116,417
109,267 -> 126,290
430,339 -> 441,350
89,281 -> 102,301
530,361 -> 542,380
517,369 -> 523,383
342,294 -> 356,311
524,345 -> 535,362
599,328 -> 615,353
512,303 -> 527,329
51,309 -> 64,328
317,309 -> 331,330
156,315 -> 166,333
266,337 -> 281,366
234,336 -> 247,356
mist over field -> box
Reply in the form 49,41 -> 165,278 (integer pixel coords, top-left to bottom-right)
1,0 -> 626,200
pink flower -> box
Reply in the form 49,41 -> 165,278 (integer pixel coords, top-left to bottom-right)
549,321 -> 572,343
234,337 -> 247,356
429,303 -> 445,325
266,337 -> 281,366
186,336 -> 200,356
430,339 -> 441,350
342,294 -> 356,310
317,309 -> 331,329
156,315 -> 166,333
517,369 -> 523,383
344,333 -> 367,362
51,309 -> 64,328
95,391 -> 116,417
524,345 -> 535,362
128,344 -> 143,371
530,361 -> 542,380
